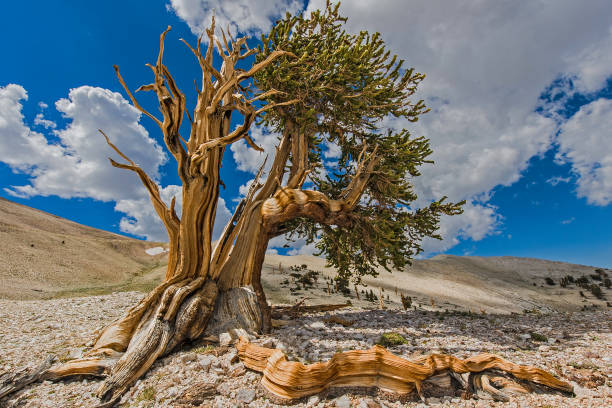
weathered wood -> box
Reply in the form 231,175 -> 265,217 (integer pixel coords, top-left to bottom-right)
205,286 -> 263,337
0,355 -> 55,399
235,338 -> 574,401
323,316 -> 354,327
271,303 -> 351,318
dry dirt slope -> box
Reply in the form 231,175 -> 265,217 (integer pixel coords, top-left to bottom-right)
0,197 -> 167,299
1,197 -> 609,313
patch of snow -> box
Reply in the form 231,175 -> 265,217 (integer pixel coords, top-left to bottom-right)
145,246 -> 167,256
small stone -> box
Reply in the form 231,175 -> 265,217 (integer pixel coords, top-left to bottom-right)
216,382 -> 231,396
197,354 -> 216,371
335,394 -> 351,408
230,364 -> 246,377
236,388 -> 256,403
306,395 -> 320,407
310,321 -> 326,330
357,397 -> 381,408
181,352 -> 197,363
219,332 -> 232,347
260,338 -> 275,348
223,349 -> 238,365
67,347 -> 82,359
519,333 -> 531,340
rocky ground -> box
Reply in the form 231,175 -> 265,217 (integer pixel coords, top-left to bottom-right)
0,292 -> 610,407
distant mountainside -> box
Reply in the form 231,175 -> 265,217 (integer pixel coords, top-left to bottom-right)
260,252 -> 610,314
0,197 -> 167,299
1,197 -> 609,312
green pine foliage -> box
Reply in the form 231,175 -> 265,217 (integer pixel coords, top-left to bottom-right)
254,1 -> 463,285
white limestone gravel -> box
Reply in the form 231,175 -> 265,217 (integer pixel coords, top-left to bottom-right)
0,292 -> 610,407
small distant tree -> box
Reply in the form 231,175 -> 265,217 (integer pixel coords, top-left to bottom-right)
5,2 -> 462,404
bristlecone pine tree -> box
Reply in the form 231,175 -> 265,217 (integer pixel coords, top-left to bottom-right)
2,3 -> 472,406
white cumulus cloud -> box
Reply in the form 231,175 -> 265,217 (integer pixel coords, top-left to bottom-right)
557,98 -> 612,206
166,0 -> 612,255
167,0 -> 303,37
0,84 -> 231,242
304,0 -> 612,253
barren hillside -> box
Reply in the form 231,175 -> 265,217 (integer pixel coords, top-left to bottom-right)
262,253 -> 610,313
0,197 -> 167,299
1,197 -> 609,314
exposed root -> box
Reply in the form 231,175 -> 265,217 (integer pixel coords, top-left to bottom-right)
45,357 -> 117,380
96,279 -> 218,404
236,338 -> 574,402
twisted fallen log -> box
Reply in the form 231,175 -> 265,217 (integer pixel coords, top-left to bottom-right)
271,302 -> 351,319
236,338 -> 574,402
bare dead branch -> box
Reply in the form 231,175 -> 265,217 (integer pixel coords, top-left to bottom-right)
180,38 -> 222,81
101,130 -> 180,237
113,65 -> 162,127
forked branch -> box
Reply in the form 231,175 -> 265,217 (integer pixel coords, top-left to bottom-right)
101,130 -> 179,236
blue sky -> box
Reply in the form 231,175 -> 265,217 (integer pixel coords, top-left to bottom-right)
1,1 -> 611,268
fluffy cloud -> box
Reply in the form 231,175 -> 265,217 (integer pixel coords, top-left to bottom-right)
167,0 -> 303,37
2,85 -> 166,201
229,125 -> 279,174
0,85 -> 66,176
421,202 -> 502,254
0,84 -> 231,242
557,98 -> 612,206
304,0 -> 612,252
167,1 -> 612,254
230,124 -> 281,199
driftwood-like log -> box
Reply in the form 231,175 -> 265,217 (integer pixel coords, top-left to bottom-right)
0,355 -> 55,399
236,338 -> 573,401
271,303 -> 351,318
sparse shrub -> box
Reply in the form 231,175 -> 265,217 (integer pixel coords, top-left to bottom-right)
576,276 -> 590,289
604,278 -> 611,289
590,274 -> 602,282
560,275 -> 573,288
137,386 -> 156,402
595,268 -> 608,278
590,284 -> 605,300
401,293 -> 412,310
529,332 -> 548,342
377,332 -> 410,347
192,344 -> 215,354
334,276 -> 351,296
287,265 -> 320,289
545,277 -> 555,286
